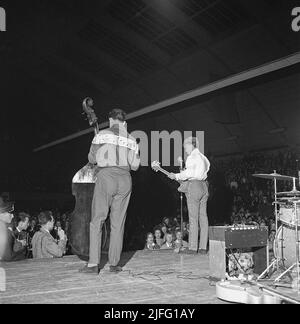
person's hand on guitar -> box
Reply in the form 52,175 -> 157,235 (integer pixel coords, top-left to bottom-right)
168,173 -> 176,180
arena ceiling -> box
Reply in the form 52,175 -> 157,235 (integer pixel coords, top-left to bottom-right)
1,0 -> 300,191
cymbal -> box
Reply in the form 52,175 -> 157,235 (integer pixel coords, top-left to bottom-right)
252,173 -> 294,181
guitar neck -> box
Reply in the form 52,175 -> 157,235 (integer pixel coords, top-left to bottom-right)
156,166 -> 171,178
94,122 -> 100,135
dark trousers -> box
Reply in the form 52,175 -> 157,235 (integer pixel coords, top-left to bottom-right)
185,180 -> 209,251
89,168 -> 132,266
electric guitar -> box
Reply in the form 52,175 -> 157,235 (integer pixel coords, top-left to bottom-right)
151,161 -> 188,193
216,280 -> 280,304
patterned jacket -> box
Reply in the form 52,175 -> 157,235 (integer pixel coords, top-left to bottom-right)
88,124 -> 140,172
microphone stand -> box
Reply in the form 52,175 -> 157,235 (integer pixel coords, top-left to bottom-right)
297,160 -> 300,187
179,160 -> 184,250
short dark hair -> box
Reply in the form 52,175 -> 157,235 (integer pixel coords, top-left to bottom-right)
38,211 -> 53,225
108,109 -> 126,122
16,212 -> 30,225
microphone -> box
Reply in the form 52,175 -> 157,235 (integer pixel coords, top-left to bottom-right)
178,156 -> 183,171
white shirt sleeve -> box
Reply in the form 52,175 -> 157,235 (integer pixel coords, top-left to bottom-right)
175,150 -> 209,181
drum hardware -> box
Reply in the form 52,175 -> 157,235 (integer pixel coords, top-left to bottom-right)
276,177 -> 300,196
277,197 -> 300,202
254,171 -> 300,291
273,199 -> 300,290
255,171 -> 297,279
277,191 -> 300,197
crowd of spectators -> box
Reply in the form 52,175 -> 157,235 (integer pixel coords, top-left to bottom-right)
0,202 -> 72,261
144,216 -> 190,252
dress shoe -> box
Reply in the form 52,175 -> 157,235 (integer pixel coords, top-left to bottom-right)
198,249 -> 207,255
79,264 -> 99,274
179,249 -> 198,255
109,265 -> 122,273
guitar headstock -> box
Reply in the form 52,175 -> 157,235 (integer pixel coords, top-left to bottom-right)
82,97 -> 98,127
151,161 -> 161,172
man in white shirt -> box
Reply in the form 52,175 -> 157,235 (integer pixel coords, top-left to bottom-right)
169,137 -> 210,254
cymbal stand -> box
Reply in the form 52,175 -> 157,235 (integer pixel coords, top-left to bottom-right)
257,170 -> 281,280
274,171 -> 279,270
273,200 -> 300,291
292,177 -> 297,192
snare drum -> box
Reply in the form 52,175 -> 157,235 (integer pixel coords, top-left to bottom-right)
273,225 -> 300,268
278,205 -> 300,227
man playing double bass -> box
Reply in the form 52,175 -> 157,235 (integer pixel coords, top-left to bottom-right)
80,109 -> 140,274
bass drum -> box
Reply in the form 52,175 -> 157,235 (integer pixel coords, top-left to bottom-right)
274,225 -> 300,268
278,205 -> 300,228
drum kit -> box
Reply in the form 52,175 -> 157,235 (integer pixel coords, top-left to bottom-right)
253,171 -> 300,290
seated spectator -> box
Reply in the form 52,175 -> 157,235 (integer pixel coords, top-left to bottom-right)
154,228 -> 165,247
144,232 -> 160,250
52,220 -> 63,242
162,217 -> 171,229
0,201 -> 27,262
172,216 -> 180,228
14,212 -> 30,259
161,224 -> 168,241
160,233 -> 175,250
174,230 -> 188,250
32,211 -> 67,259
182,222 -> 189,241
14,212 -> 30,239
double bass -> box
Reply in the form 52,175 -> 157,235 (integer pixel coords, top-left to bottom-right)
69,98 -> 109,261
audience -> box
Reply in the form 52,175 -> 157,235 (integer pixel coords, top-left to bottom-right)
154,228 -> 165,247
160,224 -> 168,241
144,232 -> 160,250
14,212 -> 30,241
13,212 -> 30,259
174,230 -> 188,250
0,201 -> 27,262
31,211 -> 67,259
160,233 -> 175,250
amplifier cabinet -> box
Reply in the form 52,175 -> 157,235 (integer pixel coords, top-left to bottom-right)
209,226 -> 269,280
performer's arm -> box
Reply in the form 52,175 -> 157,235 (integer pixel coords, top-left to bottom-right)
128,148 -> 140,171
175,156 -> 206,181
88,143 -> 99,165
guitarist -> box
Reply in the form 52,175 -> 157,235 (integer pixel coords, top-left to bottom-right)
80,109 -> 140,274
168,137 -> 210,255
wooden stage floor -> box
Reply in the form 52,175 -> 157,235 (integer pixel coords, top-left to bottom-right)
0,250 -> 227,304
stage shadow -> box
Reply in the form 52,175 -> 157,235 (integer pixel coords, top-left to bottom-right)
98,250 -> 137,270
